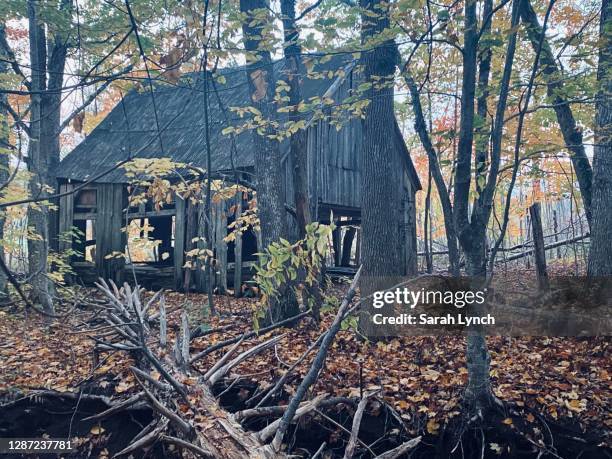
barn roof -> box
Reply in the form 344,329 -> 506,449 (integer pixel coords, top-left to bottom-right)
58,56 -> 421,190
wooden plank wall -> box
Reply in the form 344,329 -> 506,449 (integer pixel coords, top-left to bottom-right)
174,195 -> 186,289
95,183 -> 126,284
58,183 -> 74,254
213,199 -> 228,293
233,192 -> 243,296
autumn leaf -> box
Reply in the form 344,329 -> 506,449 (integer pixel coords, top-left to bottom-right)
250,69 -> 268,102
90,426 -> 105,435
426,418 -> 440,434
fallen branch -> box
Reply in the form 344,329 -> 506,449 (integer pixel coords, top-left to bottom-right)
130,366 -> 171,392
257,393 -> 328,443
202,335 -> 245,382
133,372 -> 194,437
161,435 -> 214,458
190,324 -> 235,341
344,395 -> 371,459
373,436 -> 422,459
113,419 -> 169,457
208,334 -> 285,385
190,310 -> 310,364
253,331 -> 325,408
234,396 -> 355,423
270,266 -> 362,452
82,392 -> 147,421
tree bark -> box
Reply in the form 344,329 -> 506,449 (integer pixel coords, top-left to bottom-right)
0,24 -> 9,297
280,0 -> 312,239
588,0 -> 612,275
454,0 -> 498,413
474,0 -> 493,198
519,0 -> 594,226
26,0 -> 53,314
529,203 -> 549,290
42,28 -> 68,253
240,0 -> 298,323
357,0 -> 403,337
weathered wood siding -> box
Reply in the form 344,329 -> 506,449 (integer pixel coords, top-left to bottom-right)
58,183 -> 74,253
95,183 -> 126,283
174,195 -> 186,289
281,71 -> 362,214
401,170 -> 418,275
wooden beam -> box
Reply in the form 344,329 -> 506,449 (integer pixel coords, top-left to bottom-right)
58,183 -> 74,254
174,195 -> 186,290
127,208 -> 176,219
529,202 -> 549,290
95,184 -> 126,284
233,193 -> 243,297
215,199 -> 228,294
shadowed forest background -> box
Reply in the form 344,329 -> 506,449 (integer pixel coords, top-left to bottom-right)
0,0 -> 610,457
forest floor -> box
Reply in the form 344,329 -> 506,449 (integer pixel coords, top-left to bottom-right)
0,266 -> 610,458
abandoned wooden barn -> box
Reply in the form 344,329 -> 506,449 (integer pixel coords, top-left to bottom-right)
56,56 -> 422,293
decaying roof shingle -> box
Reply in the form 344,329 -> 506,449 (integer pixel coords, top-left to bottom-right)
58,55 -> 420,191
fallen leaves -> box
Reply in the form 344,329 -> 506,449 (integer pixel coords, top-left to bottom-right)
426,418 -> 440,434
0,282 -> 610,440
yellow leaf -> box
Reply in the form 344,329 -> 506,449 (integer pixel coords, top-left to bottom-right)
90,426 -> 105,435
502,418 -> 513,425
426,418 -> 440,434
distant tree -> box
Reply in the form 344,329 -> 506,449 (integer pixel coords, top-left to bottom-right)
588,0 -> 611,275
519,0 -> 594,227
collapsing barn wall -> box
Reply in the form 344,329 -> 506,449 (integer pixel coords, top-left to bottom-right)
58,181 -> 259,295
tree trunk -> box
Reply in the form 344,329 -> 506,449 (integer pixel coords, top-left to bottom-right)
424,167 -> 433,274
240,0 -> 298,323
588,0 -> 612,275
404,74 -> 460,275
43,33 -> 67,253
0,24 -> 9,297
519,0 -> 593,226
529,203 -> 549,290
358,0 -> 403,337
463,245 -> 496,413
26,0 -> 53,314
453,0 -> 496,413
280,0 -> 311,239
